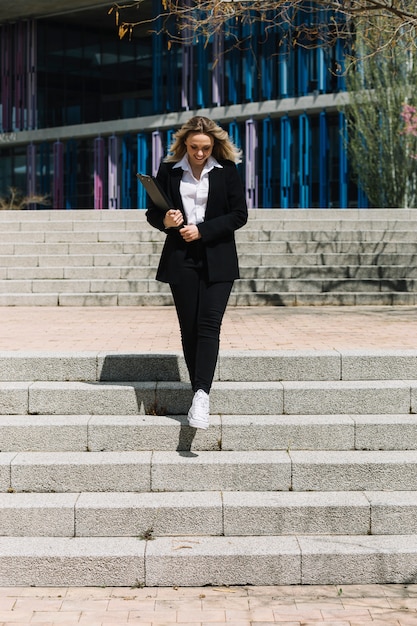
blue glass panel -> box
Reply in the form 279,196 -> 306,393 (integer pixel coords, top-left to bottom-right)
260,13 -> 276,100
196,39 -> 208,108
335,39 -> 347,91
299,113 -> 311,208
317,47 -> 326,93
137,133 -> 148,209
297,47 -> 309,96
242,20 -> 257,101
65,139 -> 77,209
122,134 -> 132,209
228,120 -> 242,173
225,38 -> 240,104
225,55 -> 237,104
94,137 -> 105,210
166,129 -> 175,159
166,40 -> 178,111
296,7 -> 311,96
262,118 -> 273,208
53,141 -> 64,209
319,111 -> 329,208
228,121 -> 241,151
280,115 -> 292,208
279,36 -> 295,98
339,112 -> 348,208
39,142 -> 50,199
152,0 -> 163,113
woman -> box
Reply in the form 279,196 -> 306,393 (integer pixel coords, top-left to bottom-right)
146,116 -> 248,429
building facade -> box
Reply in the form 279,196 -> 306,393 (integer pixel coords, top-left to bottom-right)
0,0 -> 366,209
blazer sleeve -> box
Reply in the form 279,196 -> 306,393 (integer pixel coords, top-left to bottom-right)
197,161 -> 248,243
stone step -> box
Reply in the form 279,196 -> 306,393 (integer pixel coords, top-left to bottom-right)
230,291 -> 417,306
1,379 -> 414,415
0,291 -> 416,307
0,208 -> 415,306
244,253 -> 417,266
2,252 -> 416,270
1,240 -> 416,256
1,277 -> 416,296
2,449 -> 417,493
144,533 -> 417,586
3,228 -> 417,244
0,292 -> 175,307
0,207 -> 415,225
0,534 -> 416,586
239,229 -> 417,242
2,264 -> 417,281
0,490 -> 414,538
2,450 -> 290,493
0,414 -> 416,453
3,266 -> 157,280
0,279 -> 172,294
233,278 -> 417,293
2,349 -> 416,382
240,265 -> 417,279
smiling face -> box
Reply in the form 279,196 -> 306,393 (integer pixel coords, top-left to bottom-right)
184,132 -> 214,170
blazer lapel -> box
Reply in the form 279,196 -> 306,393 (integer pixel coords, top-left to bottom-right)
206,167 -> 225,218
169,166 -> 186,217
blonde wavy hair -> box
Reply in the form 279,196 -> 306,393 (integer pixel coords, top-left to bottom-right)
164,116 -> 242,164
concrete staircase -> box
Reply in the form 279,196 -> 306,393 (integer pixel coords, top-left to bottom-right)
0,350 -> 417,586
0,208 -> 416,306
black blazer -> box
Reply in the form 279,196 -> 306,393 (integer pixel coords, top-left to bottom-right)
146,159 -> 248,284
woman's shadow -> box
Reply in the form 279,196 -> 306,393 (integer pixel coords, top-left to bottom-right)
99,353 -> 199,456
176,418 -> 199,457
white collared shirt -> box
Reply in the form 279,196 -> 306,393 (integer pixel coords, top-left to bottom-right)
173,155 -> 223,225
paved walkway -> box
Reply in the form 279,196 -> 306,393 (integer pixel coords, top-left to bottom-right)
1,304 -> 417,624
0,583 -> 416,625
0,305 -> 416,351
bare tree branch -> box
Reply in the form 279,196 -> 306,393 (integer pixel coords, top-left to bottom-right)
109,0 -> 417,53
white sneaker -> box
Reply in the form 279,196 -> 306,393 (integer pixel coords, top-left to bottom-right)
188,389 -> 210,430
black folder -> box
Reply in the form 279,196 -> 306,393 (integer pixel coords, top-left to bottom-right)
137,173 -> 171,211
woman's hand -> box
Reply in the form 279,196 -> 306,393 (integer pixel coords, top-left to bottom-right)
180,225 -> 202,242
163,209 -> 184,229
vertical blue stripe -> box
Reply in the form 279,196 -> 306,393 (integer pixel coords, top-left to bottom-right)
260,13 -> 275,101
122,134 -> 132,209
319,111 -> 329,208
108,136 -> 119,210
339,112 -> 348,208
299,113 -> 311,208
94,137 -> 105,210
196,38 -> 208,108
297,46 -> 309,96
152,0 -> 163,112
280,115 -> 292,208
262,118 -> 273,208
53,141 -> 64,209
228,121 -> 241,156
242,20 -> 257,101
65,139 -> 77,209
26,143 -> 36,209
166,129 -> 175,159
39,142 -> 50,200
137,133 -> 148,209
225,43 -> 240,104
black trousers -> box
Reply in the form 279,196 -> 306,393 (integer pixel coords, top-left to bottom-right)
170,245 -> 233,394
